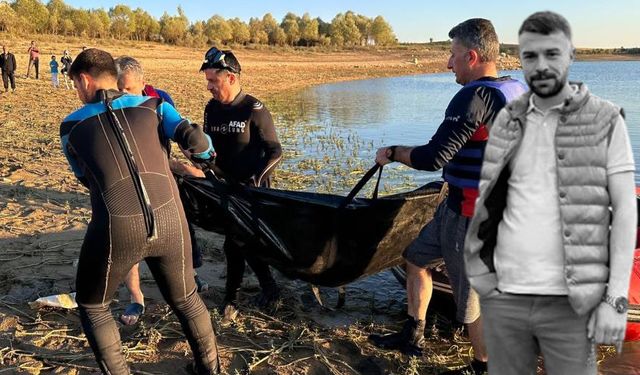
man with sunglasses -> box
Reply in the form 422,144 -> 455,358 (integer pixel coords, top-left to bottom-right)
200,47 -> 283,320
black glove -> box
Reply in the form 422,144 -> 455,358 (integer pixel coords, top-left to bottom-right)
191,152 -> 216,171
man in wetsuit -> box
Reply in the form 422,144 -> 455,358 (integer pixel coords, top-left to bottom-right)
60,48 -> 220,375
200,47 -> 282,318
368,19 -> 527,374
114,56 -> 209,327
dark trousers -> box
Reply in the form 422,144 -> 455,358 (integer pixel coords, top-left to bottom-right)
189,220 -> 203,269
27,58 -> 39,79
481,293 -> 596,375
1,70 -> 15,90
223,232 -> 277,303
76,209 -> 219,374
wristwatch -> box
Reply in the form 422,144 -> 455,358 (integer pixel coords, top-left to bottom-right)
602,294 -> 629,313
387,146 -> 397,161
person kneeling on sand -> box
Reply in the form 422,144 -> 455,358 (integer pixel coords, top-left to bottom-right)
114,55 -> 209,326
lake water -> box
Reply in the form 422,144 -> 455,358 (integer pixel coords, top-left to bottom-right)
269,61 -> 640,316
273,61 -> 640,192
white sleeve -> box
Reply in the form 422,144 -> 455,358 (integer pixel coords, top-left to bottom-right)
607,115 -> 635,175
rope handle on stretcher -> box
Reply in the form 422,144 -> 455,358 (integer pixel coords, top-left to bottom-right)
338,163 -> 383,210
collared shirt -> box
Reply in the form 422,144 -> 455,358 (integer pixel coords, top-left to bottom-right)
494,85 -> 634,295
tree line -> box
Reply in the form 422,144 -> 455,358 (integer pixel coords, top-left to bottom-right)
0,0 -> 397,47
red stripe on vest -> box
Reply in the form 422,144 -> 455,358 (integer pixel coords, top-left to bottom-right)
470,124 -> 488,141
461,188 -> 479,218
142,84 -> 160,98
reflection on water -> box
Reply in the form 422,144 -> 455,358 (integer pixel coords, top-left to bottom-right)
265,61 -> 640,309
270,61 -> 640,193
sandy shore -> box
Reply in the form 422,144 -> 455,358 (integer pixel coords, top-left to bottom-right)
0,37 -> 626,374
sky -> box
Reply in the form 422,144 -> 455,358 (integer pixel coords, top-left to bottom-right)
63,0 -> 639,48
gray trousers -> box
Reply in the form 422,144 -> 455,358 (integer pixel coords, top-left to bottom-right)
481,293 -> 596,375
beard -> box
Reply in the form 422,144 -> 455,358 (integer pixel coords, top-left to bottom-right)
526,70 -> 568,98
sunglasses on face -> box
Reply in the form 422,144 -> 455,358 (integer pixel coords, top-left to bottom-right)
202,47 -> 239,73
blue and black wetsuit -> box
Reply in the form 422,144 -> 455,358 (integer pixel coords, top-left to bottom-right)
60,89 -> 219,375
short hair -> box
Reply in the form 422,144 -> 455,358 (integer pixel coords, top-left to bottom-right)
68,48 -> 117,80
519,11 -> 572,40
114,56 -> 144,80
448,18 -> 499,62
51,55 -> 55,59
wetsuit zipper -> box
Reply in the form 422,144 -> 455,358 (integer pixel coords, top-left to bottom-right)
104,98 -> 157,240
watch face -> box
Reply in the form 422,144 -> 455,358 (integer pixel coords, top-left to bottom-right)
615,297 -> 629,313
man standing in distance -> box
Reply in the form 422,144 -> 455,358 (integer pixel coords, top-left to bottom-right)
200,48 -> 282,319
60,49 -> 220,374
369,19 -> 526,374
26,41 -> 39,79
465,11 -> 636,375
114,56 -> 209,326
0,45 -> 16,93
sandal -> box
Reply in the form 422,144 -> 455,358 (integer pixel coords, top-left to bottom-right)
195,273 -> 209,293
119,302 -> 145,326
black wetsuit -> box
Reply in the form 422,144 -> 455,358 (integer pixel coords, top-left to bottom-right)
60,89 -> 219,375
204,91 -> 282,303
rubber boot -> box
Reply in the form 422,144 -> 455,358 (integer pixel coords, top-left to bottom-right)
368,317 -> 426,356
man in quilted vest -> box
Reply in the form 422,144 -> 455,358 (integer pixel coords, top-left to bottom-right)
464,11 -> 636,375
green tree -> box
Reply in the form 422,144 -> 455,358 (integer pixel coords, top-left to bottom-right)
109,4 -> 134,39
316,17 -> 331,37
60,17 -> 73,35
133,8 -> 159,40
228,17 -> 250,45
205,15 -> 232,45
187,20 -> 208,47
272,26 -> 286,46
354,13 -> 372,45
248,17 -> 268,44
69,9 -> 91,36
46,0 -> 66,34
371,16 -> 396,46
261,13 -> 278,45
0,2 -> 19,32
88,8 -> 110,38
330,12 -> 361,46
299,13 -> 319,46
158,7 -> 188,44
281,12 -> 300,46
12,0 -> 49,33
